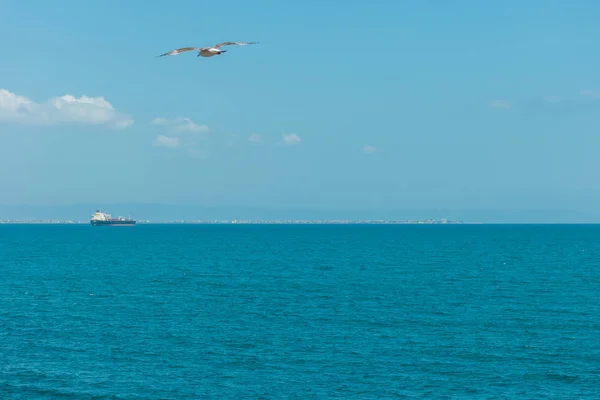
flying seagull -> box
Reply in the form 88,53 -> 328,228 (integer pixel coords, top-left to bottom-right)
156,41 -> 258,58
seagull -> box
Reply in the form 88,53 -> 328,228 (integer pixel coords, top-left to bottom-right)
156,41 -> 258,58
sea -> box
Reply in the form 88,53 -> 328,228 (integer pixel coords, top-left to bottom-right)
1,223 -> 599,399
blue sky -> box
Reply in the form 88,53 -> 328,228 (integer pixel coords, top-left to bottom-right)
1,0 -> 599,214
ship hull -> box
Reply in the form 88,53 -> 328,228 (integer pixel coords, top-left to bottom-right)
90,220 -> 136,226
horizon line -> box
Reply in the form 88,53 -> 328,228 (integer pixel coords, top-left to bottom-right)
3,220 -> 600,225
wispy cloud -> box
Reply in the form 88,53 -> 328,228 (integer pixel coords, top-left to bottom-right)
151,117 -> 208,133
580,89 -> 600,99
490,91 -> 599,122
282,133 -> 301,145
0,88 -> 133,128
489,99 -> 512,110
151,116 -> 209,154
362,145 -> 377,154
248,134 -> 262,143
152,135 -> 181,148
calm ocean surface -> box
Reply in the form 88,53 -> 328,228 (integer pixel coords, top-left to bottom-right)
1,224 -> 599,399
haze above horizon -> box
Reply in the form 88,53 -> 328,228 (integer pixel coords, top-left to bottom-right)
1,203 -> 599,224
1,0 -> 599,216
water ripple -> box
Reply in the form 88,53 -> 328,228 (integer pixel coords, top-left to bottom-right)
1,224 -> 600,398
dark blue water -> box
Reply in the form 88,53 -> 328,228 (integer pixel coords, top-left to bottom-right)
1,224 -> 599,399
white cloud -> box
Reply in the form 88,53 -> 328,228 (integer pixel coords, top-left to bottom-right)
580,89 -> 600,99
282,133 -> 301,145
0,88 -> 133,128
248,134 -> 261,143
490,99 -> 511,110
152,135 -> 181,148
362,145 -> 377,154
151,117 -> 208,133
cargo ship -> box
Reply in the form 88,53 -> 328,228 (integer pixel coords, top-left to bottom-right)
90,210 -> 136,226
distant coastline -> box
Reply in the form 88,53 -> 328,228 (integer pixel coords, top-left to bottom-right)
0,218 -> 464,225
2,204 -> 598,224
4,219 -> 600,225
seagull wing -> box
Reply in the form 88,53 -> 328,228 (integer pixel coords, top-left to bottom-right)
156,47 -> 201,57
213,41 -> 259,48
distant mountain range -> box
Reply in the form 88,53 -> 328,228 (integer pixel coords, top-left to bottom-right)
0,203 -> 599,223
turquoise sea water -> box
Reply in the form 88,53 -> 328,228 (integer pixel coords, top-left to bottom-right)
1,224 -> 599,399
